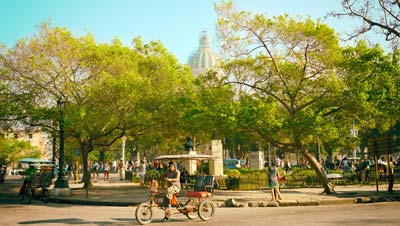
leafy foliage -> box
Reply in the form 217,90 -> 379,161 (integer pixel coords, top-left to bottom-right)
0,137 -> 40,164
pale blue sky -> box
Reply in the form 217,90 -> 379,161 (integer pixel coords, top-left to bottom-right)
0,0 -> 369,63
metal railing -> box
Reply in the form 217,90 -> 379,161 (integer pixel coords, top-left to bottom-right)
217,173 -> 400,190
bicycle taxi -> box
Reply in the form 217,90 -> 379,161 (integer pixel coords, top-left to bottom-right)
135,154 -> 216,225
18,158 -> 54,204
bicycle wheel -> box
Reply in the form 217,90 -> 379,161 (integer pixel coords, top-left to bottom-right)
184,201 -> 198,220
25,189 -> 32,204
19,188 -> 31,204
18,188 -> 25,202
185,208 -> 198,220
198,201 -> 215,221
41,189 -> 50,203
135,202 -> 153,225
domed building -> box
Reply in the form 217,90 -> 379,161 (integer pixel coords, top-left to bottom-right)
187,30 -> 219,77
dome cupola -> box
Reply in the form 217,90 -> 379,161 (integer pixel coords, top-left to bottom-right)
187,31 -> 219,76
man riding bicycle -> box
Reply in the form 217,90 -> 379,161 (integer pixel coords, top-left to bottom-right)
162,161 -> 181,221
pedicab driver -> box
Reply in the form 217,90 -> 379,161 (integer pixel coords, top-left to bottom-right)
164,161 -> 181,209
21,164 -> 38,190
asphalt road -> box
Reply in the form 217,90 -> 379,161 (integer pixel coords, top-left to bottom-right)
1,202 -> 399,226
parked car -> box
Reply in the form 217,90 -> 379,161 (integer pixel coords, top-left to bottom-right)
224,158 -> 246,169
10,168 -> 24,175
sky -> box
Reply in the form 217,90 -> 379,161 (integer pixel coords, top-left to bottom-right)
0,0 -> 368,64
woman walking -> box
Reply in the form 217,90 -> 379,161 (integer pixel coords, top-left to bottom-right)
103,161 -> 110,181
268,163 -> 282,202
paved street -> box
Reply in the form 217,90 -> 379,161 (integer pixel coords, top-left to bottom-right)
1,173 -> 400,225
2,174 -> 399,207
1,202 -> 400,226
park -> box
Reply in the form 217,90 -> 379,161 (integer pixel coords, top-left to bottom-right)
0,2 -> 400,224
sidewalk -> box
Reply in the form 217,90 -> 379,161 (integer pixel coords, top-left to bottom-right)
51,173 -> 400,207
2,174 -> 400,207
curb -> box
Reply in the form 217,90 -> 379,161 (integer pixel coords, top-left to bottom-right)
318,198 -> 354,205
221,196 -> 399,208
354,195 -> 400,204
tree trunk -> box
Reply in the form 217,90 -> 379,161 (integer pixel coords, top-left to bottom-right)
80,140 -> 93,189
301,149 -> 335,194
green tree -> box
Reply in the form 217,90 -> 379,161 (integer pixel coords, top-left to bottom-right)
215,1 -> 344,193
340,41 -> 400,143
0,137 -> 40,164
0,23 -> 102,187
181,73 -> 237,152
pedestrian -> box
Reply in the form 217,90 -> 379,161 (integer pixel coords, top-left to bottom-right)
91,161 -> 99,180
67,162 -> 72,180
388,156 -> 395,192
70,161 -> 77,181
283,159 -> 291,174
342,157 -> 350,173
334,156 -> 340,170
153,160 -> 160,171
138,163 -> 146,186
104,161 -> 110,181
112,160 -> 117,173
363,157 -> 372,182
267,163 -> 282,202
118,159 -> 124,180
275,156 -> 281,168
99,161 -> 104,174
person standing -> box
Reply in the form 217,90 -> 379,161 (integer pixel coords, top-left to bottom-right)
112,160 -> 117,173
283,159 -> 291,174
334,156 -> 340,170
267,163 -> 282,202
388,156 -> 395,192
138,163 -> 146,186
103,161 -> 110,181
342,157 -> 350,173
118,159 -> 124,180
363,157 -> 373,182
70,161 -> 77,181
91,161 -> 99,180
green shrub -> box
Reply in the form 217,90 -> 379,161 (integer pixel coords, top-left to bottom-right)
146,169 -> 159,180
290,167 -> 316,177
225,169 -> 240,177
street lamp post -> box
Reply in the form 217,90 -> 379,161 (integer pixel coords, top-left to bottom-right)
52,127 -> 56,178
54,99 -> 69,188
120,136 -> 126,180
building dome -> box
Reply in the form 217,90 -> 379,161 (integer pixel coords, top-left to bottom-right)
187,31 -> 219,77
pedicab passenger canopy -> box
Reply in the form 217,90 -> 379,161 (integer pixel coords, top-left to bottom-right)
154,154 -> 218,176
19,158 -> 54,168
19,158 -> 53,163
